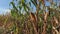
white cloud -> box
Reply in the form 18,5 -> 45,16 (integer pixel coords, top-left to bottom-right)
0,8 -> 11,15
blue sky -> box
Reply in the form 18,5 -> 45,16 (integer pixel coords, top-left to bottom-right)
0,0 -> 11,8
0,0 -> 12,14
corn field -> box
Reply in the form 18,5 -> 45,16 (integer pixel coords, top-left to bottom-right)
0,0 -> 60,34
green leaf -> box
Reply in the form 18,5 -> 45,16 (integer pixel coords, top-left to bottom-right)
30,0 -> 37,7
29,2 -> 31,7
11,9 -> 18,18
19,5 -> 22,10
10,2 -> 18,11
